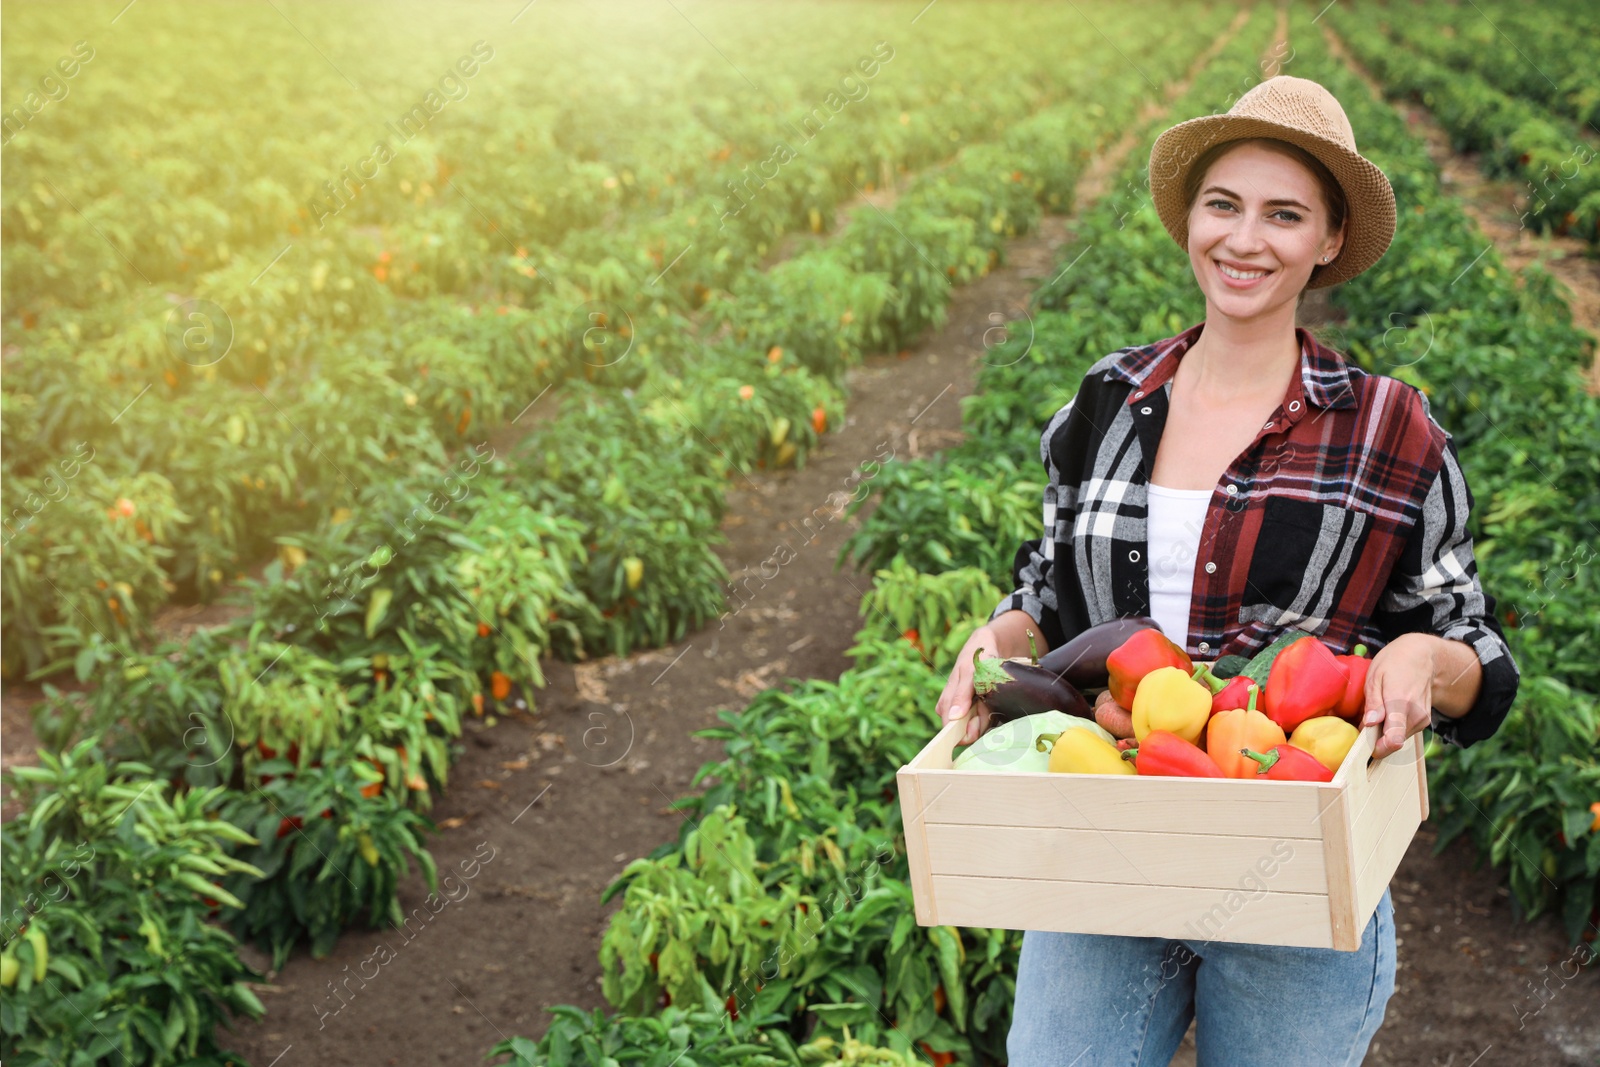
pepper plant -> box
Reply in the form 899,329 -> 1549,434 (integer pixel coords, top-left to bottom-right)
0,739 -> 265,1065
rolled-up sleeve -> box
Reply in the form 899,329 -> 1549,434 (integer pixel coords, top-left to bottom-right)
1373,435 -> 1520,747
989,399 -> 1074,652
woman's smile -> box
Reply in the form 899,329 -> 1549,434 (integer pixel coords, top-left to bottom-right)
1214,257 -> 1275,288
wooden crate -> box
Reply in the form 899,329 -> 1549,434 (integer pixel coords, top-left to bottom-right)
896,715 -> 1427,950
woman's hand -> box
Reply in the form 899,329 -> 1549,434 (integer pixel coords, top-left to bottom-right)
1093,689 -> 1137,744
938,625 -> 1000,746
1361,632 -> 1437,759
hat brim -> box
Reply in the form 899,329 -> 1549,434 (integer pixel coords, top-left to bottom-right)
1148,114 -> 1396,289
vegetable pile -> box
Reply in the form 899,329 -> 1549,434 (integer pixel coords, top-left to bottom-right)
960,626 -> 1365,783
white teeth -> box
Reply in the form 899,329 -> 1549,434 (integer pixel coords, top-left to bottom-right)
1218,262 -> 1269,280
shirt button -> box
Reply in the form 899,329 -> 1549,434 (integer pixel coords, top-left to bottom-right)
1205,561 -> 1217,574
1128,549 -> 1141,562
1226,484 -> 1239,497
1263,421 -> 1274,430
1198,641 -> 1211,654
1288,400 -> 1302,413
1140,406 -> 1153,415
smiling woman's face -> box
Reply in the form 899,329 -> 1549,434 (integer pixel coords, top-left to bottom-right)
1186,141 -> 1345,321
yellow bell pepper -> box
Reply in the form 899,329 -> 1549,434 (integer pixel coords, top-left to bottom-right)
1288,716 -> 1359,773
1131,666 -> 1211,745
1044,728 -> 1136,775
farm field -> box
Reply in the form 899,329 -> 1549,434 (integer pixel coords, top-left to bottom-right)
2,1 -> 1597,1065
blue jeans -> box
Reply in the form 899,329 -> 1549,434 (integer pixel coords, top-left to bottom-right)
1007,886 -> 1395,1066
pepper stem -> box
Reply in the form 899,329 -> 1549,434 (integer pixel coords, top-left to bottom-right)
1121,747 -> 1139,762
1353,643 -> 1368,658
1246,684 -> 1260,715
1035,731 -> 1063,753
1191,661 -> 1228,695
1240,746 -> 1278,773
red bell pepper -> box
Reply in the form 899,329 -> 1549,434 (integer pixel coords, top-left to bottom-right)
1240,743 -> 1334,782
1332,644 -> 1370,719
1106,629 -> 1193,709
1260,635 -> 1349,733
1122,730 -> 1226,778
1209,675 -> 1254,716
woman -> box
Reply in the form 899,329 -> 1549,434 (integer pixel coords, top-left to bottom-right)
935,76 -> 1520,1066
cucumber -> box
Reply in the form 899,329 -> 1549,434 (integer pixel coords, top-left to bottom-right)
1208,654 -> 1250,680
1239,629 -> 1313,687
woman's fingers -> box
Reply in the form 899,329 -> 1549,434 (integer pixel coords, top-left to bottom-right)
1363,686 -> 1411,760
936,678 -> 958,725
1361,643 -> 1432,759
938,647 -> 972,722
939,661 -> 973,725
942,630 -> 999,741
1361,672 -> 1394,758
938,643 -> 990,746
961,703 -> 989,746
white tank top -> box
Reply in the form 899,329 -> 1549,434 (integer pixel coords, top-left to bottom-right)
1146,482 -> 1212,652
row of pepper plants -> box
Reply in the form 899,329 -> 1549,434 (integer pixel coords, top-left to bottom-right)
481,9 -> 1289,1064
1339,0 -> 1600,129
0,4 -> 1238,1062
1293,14 -> 1600,944
1,0 -> 1169,677
1323,2 -> 1600,245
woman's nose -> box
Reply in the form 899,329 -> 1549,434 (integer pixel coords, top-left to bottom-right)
1226,215 -> 1269,254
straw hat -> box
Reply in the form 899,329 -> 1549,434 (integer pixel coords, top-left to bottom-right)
1147,75 -> 1396,289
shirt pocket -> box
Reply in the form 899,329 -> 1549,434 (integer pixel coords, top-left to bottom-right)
1242,495 -> 1373,631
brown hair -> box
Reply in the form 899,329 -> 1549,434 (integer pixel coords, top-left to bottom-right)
1183,137 -> 1348,298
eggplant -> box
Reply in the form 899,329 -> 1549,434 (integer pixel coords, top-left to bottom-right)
971,632 -> 1092,721
1035,616 -> 1163,692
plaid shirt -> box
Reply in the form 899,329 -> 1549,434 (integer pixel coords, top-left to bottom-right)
990,321 -> 1519,748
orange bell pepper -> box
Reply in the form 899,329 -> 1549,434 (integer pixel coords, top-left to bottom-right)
1204,685 -> 1286,779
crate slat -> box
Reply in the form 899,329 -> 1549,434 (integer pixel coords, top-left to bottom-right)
1350,736 -> 1423,847
1354,762 -> 1425,925
897,767 -> 938,925
928,874 -> 1336,948
924,822 -> 1328,892
907,769 -> 1327,838
1318,785 -> 1359,950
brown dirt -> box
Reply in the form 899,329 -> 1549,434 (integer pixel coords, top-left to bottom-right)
195,213 -> 1076,1067
1320,23 -> 1600,396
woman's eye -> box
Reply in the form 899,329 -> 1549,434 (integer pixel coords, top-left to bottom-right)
1206,199 -> 1301,223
